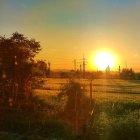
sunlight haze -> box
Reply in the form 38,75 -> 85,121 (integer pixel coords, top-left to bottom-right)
0,0 -> 140,71
94,51 -> 116,71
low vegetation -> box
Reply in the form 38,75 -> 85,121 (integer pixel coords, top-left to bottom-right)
34,78 -> 140,140
0,32 -> 140,140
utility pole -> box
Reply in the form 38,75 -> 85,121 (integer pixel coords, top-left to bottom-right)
82,56 -> 87,79
73,57 -> 87,78
74,59 -> 77,71
119,65 -> 121,74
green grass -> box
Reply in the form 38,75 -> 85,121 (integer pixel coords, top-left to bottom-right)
0,132 -> 22,140
34,78 -> 140,95
0,110 -> 77,140
89,101 -> 140,140
33,78 -> 140,140
128,80 -> 140,84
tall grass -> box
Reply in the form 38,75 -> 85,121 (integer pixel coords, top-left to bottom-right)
32,78 -> 140,140
57,79 -> 92,135
85,101 -> 140,140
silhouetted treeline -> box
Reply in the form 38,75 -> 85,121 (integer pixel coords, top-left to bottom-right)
50,68 -> 140,80
32,60 -> 51,77
0,32 -> 41,107
120,68 -> 135,80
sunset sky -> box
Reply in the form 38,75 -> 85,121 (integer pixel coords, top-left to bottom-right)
1,0 -> 140,71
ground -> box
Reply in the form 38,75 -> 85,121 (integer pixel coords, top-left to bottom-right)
33,78 -> 140,140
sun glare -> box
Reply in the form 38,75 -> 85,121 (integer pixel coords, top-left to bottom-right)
94,51 -> 115,70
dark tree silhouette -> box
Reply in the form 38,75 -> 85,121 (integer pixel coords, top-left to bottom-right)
0,32 -> 41,107
32,60 -> 51,77
120,68 -> 135,80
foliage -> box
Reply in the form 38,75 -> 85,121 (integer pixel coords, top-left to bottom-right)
120,68 -> 135,79
0,132 -> 22,140
85,101 -> 140,140
0,32 -> 41,106
32,60 -> 51,77
33,78 -> 140,139
135,73 -> 140,80
58,79 -> 93,135
0,108 -> 77,140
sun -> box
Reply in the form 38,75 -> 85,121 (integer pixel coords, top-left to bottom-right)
94,51 -> 115,70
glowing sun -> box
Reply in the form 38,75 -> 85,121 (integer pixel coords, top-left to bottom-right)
94,51 -> 115,70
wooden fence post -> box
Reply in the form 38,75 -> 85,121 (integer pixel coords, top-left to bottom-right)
90,80 -> 93,107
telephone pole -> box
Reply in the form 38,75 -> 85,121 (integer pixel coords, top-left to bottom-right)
73,56 -> 87,78
73,59 -> 77,71
82,56 -> 87,79
119,65 -> 121,74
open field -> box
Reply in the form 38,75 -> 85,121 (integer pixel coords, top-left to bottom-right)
34,78 -> 140,140
34,78 -> 140,101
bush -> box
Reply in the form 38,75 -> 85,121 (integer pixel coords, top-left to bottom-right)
0,132 -> 22,140
58,79 -> 93,136
0,107 -> 77,139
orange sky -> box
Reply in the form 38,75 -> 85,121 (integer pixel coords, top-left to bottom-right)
1,0 -> 140,71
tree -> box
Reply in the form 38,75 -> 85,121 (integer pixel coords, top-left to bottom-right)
32,60 -> 51,77
120,68 -> 135,79
0,32 -> 41,106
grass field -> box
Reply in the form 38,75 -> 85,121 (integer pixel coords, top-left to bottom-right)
34,78 -> 140,140
34,78 -> 140,100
